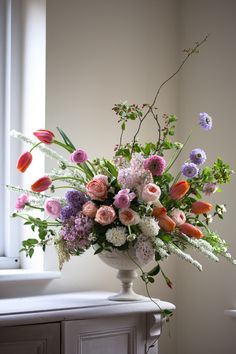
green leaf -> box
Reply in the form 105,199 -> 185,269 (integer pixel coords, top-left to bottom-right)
28,248 -> 34,258
121,122 -> 126,130
148,264 -> 160,277
56,127 -> 76,151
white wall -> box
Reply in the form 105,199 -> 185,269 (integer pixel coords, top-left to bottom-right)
177,1 -> 236,354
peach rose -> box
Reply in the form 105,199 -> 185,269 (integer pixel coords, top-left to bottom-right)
119,208 -> 140,226
142,183 -> 161,203
82,201 -> 98,218
86,178 -> 108,201
95,205 -> 116,225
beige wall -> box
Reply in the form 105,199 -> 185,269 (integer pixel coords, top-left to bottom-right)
177,1 -> 236,353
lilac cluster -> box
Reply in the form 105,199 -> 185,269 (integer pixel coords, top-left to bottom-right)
60,212 -> 93,252
60,190 -> 87,221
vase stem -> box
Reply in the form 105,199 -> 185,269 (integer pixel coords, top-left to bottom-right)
108,269 -> 148,301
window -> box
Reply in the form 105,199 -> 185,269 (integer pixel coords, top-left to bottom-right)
0,0 -> 46,270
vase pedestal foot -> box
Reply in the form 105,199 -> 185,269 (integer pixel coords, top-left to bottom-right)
108,269 -> 149,301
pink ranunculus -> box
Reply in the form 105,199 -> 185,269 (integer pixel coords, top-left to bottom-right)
44,198 -> 62,219
169,208 -> 186,226
86,178 -> 108,201
95,205 -> 116,225
15,193 -> 29,211
70,148 -> 88,164
113,189 -> 136,209
141,183 -> 161,203
119,208 -> 140,226
82,201 -> 98,218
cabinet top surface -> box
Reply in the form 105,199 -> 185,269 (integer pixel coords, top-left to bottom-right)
0,291 -> 175,326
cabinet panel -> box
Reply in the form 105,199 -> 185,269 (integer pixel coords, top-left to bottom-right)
0,323 -> 60,354
62,314 -> 146,354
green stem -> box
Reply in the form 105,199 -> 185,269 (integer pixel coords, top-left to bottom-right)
30,142 -> 42,152
53,185 -> 85,192
53,139 -> 75,153
25,203 -> 44,211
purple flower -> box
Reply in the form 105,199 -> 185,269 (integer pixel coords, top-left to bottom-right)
144,155 -> 166,176
60,212 -> 93,251
60,205 -> 78,221
199,112 -> 213,131
181,162 -> 199,178
70,148 -> 88,164
203,182 -> 217,196
15,193 -> 29,211
190,148 -> 207,165
65,190 -> 87,209
113,189 -> 136,209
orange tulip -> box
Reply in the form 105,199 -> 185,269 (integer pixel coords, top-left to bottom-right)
158,214 -> 176,233
179,223 -> 203,239
152,206 -> 167,218
169,180 -> 190,200
31,176 -> 52,192
17,151 -> 32,173
191,201 -> 213,214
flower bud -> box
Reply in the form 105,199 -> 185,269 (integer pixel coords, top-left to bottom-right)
169,180 -> 190,200
157,214 -> 176,232
191,201 -> 213,214
33,129 -> 55,144
17,151 -> 32,173
179,223 -> 203,239
31,176 -> 52,192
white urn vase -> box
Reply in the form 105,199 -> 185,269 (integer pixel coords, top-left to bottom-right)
97,248 -> 149,301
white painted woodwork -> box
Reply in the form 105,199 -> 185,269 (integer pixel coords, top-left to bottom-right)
0,292 -> 175,354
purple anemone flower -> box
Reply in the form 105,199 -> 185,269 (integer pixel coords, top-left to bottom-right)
190,148 -> 207,165
181,162 -> 199,178
199,112 -> 213,131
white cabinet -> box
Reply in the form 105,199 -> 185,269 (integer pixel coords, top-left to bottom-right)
0,323 -> 60,354
0,292 -> 175,354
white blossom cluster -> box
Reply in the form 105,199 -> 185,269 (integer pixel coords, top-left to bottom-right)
154,238 -> 169,259
181,234 -> 219,262
106,227 -> 127,247
166,243 -> 203,271
139,216 -> 160,239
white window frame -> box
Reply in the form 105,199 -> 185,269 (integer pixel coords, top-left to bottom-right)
0,0 -> 47,270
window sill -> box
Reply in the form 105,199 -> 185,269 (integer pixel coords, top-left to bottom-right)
0,269 -> 61,282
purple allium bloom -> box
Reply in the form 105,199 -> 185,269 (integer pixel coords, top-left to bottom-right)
65,190 -> 87,209
144,155 -> 166,176
60,205 -> 78,221
199,112 -> 213,131
203,182 -> 217,196
190,148 -> 207,165
181,162 -> 199,178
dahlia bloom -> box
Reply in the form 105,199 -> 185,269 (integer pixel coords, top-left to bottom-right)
144,155 -> 166,176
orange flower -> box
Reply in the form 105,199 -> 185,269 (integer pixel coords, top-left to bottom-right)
191,201 -> 213,214
152,206 -> 167,218
169,180 -> 190,200
158,214 -> 176,232
31,176 -> 52,192
17,151 -> 32,173
179,223 -> 203,239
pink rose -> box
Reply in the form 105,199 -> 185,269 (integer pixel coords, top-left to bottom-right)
70,148 -> 88,164
119,208 -> 140,226
141,183 -> 161,203
169,208 -> 186,226
15,193 -> 29,211
82,201 -> 98,218
44,198 -> 62,219
113,189 -> 136,209
93,174 -> 109,186
95,205 -> 116,225
86,178 -> 108,201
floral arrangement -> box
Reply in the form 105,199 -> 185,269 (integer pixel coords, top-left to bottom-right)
9,36 -> 235,288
